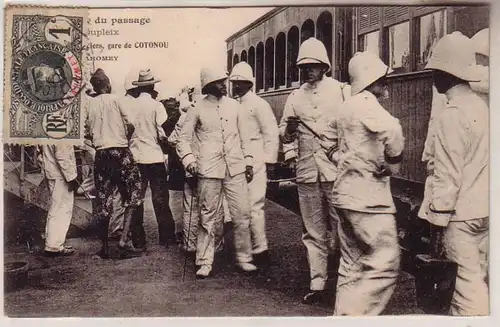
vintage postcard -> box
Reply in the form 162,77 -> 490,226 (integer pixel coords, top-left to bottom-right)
2,2 -> 493,324
3,6 -> 88,145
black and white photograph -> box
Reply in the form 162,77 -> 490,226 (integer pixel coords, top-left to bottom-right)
2,0 -> 494,321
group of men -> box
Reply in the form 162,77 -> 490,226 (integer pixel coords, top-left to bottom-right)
38,26 -> 489,316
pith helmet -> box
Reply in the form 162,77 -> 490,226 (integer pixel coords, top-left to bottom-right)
348,51 -> 393,96
425,31 -> 480,82
296,37 -> 331,71
229,62 -> 255,84
200,67 -> 228,94
471,28 -> 489,57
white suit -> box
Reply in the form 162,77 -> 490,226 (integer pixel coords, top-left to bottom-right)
41,145 -> 77,252
279,75 -> 349,291
419,84 -> 489,316
177,94 -> 253,266
237,91 -> 279,254
332,90 -> 405,315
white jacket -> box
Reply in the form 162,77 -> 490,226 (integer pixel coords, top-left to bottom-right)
420,84 -> 489,224
237,91 -> 279,166
279,76 -> 350,183
177,94 -> 253,179
332,91 -> 405,214
41,145 -> 77,182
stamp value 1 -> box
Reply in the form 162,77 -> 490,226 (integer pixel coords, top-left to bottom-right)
4,6 -> 89,145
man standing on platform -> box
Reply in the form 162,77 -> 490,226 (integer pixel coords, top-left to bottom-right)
41,144 -> 79,257
229,61 -> 279,268
177,67 -> 256,278
279,37 -> 349,304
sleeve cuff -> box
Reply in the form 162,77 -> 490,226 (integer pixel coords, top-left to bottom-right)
284,149 -> 297,162
264,152 -> 278,164
181,153 -> 196,169
426,212 -> 452,227
64,172 -> 78,183
245,156 -> 254,167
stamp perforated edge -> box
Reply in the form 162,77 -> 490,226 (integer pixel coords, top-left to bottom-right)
3,4 -> 90,146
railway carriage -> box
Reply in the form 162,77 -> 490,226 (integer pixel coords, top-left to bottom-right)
225,4 -> 489,266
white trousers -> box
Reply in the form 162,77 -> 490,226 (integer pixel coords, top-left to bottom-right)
444,218 -> 489,316
334,209 -> 400,316
196,171 -> 252,266
169,189 -> 184,235
45,179 -> 74,252
183,181 -> 200,252
182,180 -> 224,253
247,163 -> 268,254
297,182 -> 340,291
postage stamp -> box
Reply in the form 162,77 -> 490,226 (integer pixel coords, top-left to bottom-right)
3,6 -> 89,145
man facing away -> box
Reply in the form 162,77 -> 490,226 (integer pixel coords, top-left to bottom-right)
128,69 -> 176,249
177,67 -> 257,278
419,31 -> 489,316
229,61 -> 279,268
41,144 -> 79,257
279,37 -> 350,304
330,51 -> 404,315
86,68 -> 143,258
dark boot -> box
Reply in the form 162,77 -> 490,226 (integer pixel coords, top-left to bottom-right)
302,290 -> 327,305
253,250 -> 271,268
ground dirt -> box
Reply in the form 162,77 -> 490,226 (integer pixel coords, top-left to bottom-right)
4,191 -> 421,317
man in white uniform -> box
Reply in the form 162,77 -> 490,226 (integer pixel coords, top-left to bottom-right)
177,67 -> 257,278
229,62 -> 279,267
41,144 -> 79,257
279,37 -> 350,304
470,28 -> 489,104
420,31 -> 489,316
330,51 -> 404,315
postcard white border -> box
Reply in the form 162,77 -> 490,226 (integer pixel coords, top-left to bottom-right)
1,1 -> 498,326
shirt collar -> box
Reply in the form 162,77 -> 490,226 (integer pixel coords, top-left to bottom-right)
359,89 -> 378,100
445,83 -> 474,103
303,74 -> 326,90
139,92 -> 152,99
238,90 -> 254,103
205,94 -> 224,103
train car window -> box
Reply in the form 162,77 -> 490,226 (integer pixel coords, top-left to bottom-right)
248,46 -> 256,76
241,50 -> 248,62
316,11 -> 333,77
276,32 -> 286,89
417,10 -> 446,70
265,37 -> 275,90
227,49 -> 233,72
301,19 -> 315,43
359,30 -> 380,56
256,42 -> 264,92
387,21 -> 411,74
287,26 -> 299,87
